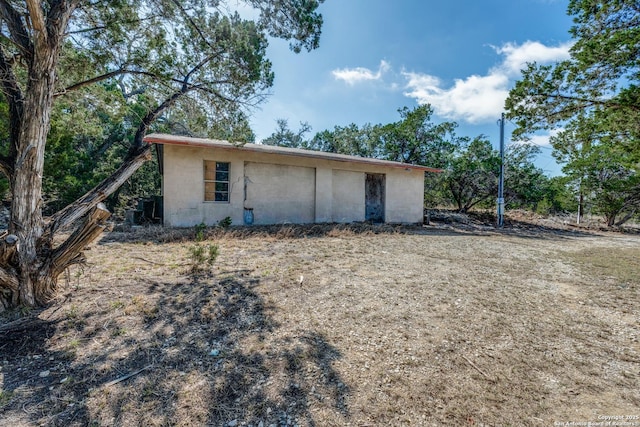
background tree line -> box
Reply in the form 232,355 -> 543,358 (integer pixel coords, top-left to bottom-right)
261,105 -> 577,217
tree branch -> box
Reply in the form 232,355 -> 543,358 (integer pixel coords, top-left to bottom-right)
552,93 -> 640,112
0,266 -> 19,293
50,203 -> 110,274
0,233 -> 19,293
67,15 -> 159,35
45,0 -> 81,49
132,86 -> 195,151
0,0 -> 32,55
54,68 -> 129,95
55,69 -> 199,97
26,0 -> 47,41
0,156 -> 12,180
183,54 -> 220,84
47,76 -> 221,236
45,144 -> 153,237
169,0 -> 213,50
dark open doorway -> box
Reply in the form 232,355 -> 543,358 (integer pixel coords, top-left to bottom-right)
365,173 -> 385,223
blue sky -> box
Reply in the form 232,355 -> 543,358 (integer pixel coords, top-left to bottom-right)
247,0 -> 574,176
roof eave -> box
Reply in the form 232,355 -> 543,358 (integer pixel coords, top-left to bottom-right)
143,133 -> 443,173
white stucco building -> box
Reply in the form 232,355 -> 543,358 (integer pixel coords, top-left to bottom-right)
144,133 -> 440,227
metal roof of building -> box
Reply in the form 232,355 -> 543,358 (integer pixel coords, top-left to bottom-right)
144,133 -> 441,173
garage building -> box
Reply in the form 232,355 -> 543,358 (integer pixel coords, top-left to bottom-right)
144,133 -> 440,227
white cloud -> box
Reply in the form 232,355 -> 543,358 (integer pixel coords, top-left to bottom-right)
403,71 -> 509,124
495,41 -> 573,76
527,128 -> 563,147
332,60 -> 391,85
403,41 -> 572,124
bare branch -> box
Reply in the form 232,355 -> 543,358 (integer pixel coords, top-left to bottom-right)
67,15 -> 159,35
0,156 -> 12,179
183,54 -> 221,85
0,233 -> 19,292
45,0 -> 81,46
132,86 -> 196,150
55,69 -> 203,97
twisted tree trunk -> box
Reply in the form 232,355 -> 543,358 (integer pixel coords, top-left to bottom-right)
0,1 -> 153,311
0,145 -> 151,311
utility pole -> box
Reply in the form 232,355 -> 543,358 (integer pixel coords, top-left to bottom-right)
497,113 -> 505,227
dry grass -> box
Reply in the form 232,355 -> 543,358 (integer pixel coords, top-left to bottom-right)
1,219 -> 639,426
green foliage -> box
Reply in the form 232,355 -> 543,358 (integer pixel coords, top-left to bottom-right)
0,390 -> 14,407
207,111 -> 256,143
3,1 -> 326,217
0,0 -> 326,213
506,0 -> 640,140
218,216 -> 232,228
506,0 -> 640,225
309,123 -> 380,157
262,119 -> 312,148
38,84 -> 160,214
446,137 -> 500,212
194,222 -> 207,242
551,113 -> 640,226
372,105 -> 459,168
503,144 -> 548,210
540,176 -> 579,214
188,243 -> 220,272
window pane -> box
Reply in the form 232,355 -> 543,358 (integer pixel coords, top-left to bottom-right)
204,162 -> 230,202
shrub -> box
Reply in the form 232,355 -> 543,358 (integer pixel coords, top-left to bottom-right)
188,243 -> 219,272
218,216 -> 232,228
194,222 -> 207,242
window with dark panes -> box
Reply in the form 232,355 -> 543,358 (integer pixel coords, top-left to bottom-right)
204,161 -> 230,202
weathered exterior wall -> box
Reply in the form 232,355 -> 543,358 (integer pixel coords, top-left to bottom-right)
162,144 -> 246,227
314,168 -> 333,223
161,144 -> 425,227
384,169 -> 425,223
244,162 -> 315,224
332,169 -> 365,222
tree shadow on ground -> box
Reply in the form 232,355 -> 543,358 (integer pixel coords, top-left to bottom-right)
0,269 -> 350,426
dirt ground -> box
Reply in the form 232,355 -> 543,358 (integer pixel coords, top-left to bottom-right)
1,215 -> 639,426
